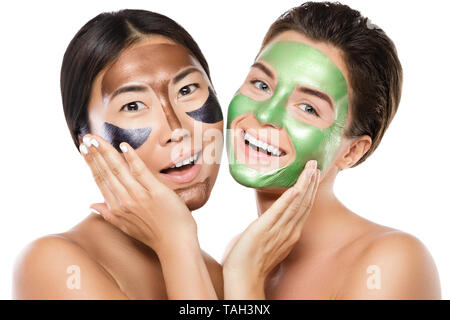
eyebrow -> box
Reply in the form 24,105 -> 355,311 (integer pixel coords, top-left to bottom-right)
298,87 -> 334,109
111,85 -> 149,100
172,67 -> 202,85
251,62 -> 275,80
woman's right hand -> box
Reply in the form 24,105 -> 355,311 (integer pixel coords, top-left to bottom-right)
223,160 -> 320,299
80,134 -> 219,299
80,134 -> 198,255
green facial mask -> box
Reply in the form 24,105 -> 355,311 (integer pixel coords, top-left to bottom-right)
227,41 -> 348,188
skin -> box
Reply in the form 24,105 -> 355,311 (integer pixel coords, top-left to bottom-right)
94,38 -> 222,211
228,41 -> 348,188
223,31 -> 441,299
12,33 -> 323,300
223,159 -> 321,299
13,36 -> 224,299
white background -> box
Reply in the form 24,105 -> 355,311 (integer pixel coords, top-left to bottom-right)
0,0 -> 449,299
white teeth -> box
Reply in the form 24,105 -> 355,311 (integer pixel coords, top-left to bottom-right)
170,152 -> 200,169
243,131 -> 284,156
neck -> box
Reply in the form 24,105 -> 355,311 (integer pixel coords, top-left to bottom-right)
255,169 -> 352,257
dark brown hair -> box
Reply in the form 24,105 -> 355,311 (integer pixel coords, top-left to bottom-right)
262,2 -> 403,166
61,9 -> 211,150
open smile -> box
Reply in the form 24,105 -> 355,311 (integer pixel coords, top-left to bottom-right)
242,130 -> 287,157
159,150 -> 202,184
231,114 -> 295,172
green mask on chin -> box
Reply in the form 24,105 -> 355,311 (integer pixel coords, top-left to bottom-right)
227,41 -> 348,189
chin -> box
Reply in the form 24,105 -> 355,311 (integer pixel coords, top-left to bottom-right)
175,178 -> 211,211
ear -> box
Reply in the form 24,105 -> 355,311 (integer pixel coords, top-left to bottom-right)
336,135 -> 372,170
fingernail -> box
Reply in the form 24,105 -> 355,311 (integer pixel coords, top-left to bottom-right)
310,160 -> 317,170
90,139 -> 99,148
80,144 -> 88,155
120,143 -> 128,153
82,136 -> 91,147
90,208 -> 100,215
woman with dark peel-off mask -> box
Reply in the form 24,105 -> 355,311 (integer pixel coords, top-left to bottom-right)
12,9 -> 315,300
12,10 -> 228,299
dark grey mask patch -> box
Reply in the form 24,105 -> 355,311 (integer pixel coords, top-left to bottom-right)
186,87 -> 223,124
102,122 -> 152,152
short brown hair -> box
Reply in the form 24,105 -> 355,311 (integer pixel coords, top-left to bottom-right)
262,2 -> 403,166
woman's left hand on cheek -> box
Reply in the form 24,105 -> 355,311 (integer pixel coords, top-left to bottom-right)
222,160 -> 320,299
78,134 -> 198,255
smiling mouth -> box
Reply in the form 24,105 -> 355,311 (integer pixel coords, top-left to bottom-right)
242,130 -> 287,157
231,113 -> 295,172
160,151 -> 201,175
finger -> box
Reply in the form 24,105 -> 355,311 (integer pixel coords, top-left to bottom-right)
272,160 -> 317,227
275,173 -> 319,259
287,168 -> 317,224
82,138 -> 135,213
292,160 -> 317,191
265,168 -> 321,269
90,203 -> 138,237
119,142 -> 161,191
90,202 -> 111,219
84,134 -> 147,198
268,173 -> 316,250
80,143 -> 121,210
293,169 -> 321,228
259,187 -> 299,227
282,168 -> 321,238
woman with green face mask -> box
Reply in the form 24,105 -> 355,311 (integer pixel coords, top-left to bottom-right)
222,2 -> 441,299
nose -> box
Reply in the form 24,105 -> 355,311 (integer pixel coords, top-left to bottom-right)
169,128 -> 190,143
254,88 -> 291,128
158,92 -> 186,146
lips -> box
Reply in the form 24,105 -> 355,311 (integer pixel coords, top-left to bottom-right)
242,130 -> 287,157
231,114 -> 295,172
160,150 -> 202,184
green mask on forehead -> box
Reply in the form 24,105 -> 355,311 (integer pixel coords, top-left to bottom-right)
226,41 -> 348,188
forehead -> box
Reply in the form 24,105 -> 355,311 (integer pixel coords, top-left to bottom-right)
101,43 -> 202,94
256,41 -> 347,100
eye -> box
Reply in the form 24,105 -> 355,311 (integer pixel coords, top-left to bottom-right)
297,103 -> 318,116
120,101 -> 146,112
178,84 -> 199,98
250,80 -> 271,93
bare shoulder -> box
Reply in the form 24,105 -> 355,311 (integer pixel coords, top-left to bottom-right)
202,250 -> 224,299
13,234 -> 127,299
337,229 -> 441,299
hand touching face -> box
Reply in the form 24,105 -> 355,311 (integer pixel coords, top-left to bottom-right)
86,38 -> 223,210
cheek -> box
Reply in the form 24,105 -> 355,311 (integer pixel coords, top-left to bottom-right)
227,94 -> 259,127
285,120 -> 342,172
185,87 -> 223,124
102,122 -> 152,152
204,123 -> 224,159
286,122 -> 327,155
